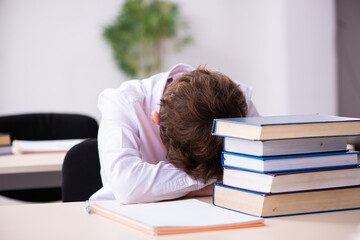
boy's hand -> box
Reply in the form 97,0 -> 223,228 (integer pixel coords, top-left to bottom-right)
184,183 -> 214,198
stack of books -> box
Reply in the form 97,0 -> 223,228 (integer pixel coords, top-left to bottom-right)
211,114 -> 360,217
0,133 -> 12,156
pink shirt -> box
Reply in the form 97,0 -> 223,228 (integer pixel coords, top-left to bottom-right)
90,63 -> 259,203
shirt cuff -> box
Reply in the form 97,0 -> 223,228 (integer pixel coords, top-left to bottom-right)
182,175 -> 217,192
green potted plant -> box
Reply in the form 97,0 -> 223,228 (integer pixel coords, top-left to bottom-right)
103,0 -> 192,78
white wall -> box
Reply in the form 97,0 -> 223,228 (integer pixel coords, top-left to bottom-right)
286,0 -> 337,115
0,0 -> 337,121
0,0 -> 125,120
167,0 -> 337,116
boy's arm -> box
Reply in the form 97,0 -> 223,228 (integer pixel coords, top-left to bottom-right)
184,183 -> 214,198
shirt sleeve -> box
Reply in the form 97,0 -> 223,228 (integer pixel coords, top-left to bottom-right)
97,88 -> 208,204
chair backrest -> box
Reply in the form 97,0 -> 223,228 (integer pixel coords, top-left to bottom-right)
62,138 -> 102,202
0,113 -> 98,141
0,113 -> 99,202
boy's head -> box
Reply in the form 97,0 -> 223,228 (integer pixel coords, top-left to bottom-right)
158,67 -> 248,182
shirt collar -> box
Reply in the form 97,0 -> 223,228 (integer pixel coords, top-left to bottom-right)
154,63 -> 195,112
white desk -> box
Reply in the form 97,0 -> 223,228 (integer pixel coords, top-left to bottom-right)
0,197 -> 359,240
0,153 -> 65,190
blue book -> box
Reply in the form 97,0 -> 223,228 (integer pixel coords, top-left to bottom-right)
221,151 -> 359,173
213,183 -> 360,218
212,114 -> 360,140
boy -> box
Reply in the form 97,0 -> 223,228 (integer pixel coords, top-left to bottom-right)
90,63 -> 259,203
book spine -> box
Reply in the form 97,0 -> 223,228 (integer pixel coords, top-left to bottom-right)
222,150 -> 359,161
214,183 -> 360,217
216,183 -> 360,197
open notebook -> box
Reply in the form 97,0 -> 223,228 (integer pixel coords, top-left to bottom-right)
86,199 -> 264,235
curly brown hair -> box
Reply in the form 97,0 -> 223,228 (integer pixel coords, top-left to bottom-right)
159,67 -> 248,183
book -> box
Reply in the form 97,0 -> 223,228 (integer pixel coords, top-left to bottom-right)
212,114 -> 360,140
223,136 -> 348,156
86,199 -> 264,235
0,145 -> 12,156
213,183 -> 360,217
222,166 -> 360,194
11,139 -> 84,154
0,133 -> 11,146
221,151 -> 359,173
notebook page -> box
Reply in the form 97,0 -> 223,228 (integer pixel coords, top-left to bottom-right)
95,199 -> 263,228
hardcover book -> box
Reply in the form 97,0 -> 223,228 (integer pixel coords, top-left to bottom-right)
223,136 -> 348,156
0,145 -> 12,156
221,151 -> 359,173
213,183 -> 360,217
212,114 -> 360,140
222,166 -> 360,194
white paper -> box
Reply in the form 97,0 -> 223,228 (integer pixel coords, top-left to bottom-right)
95,199 -> 263,228
12,139 -> 84,153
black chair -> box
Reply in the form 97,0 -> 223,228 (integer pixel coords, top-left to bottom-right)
0,113 -> 98,141
0,113 -> 99,202
62,138 -> 102,202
